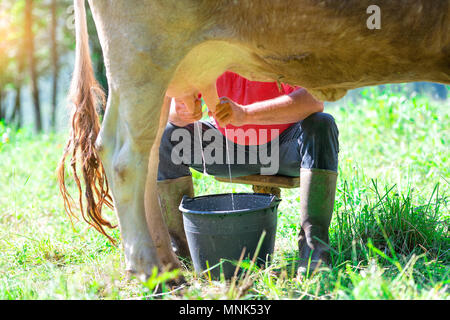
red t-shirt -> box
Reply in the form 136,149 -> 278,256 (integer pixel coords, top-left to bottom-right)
212,71 -> 299,145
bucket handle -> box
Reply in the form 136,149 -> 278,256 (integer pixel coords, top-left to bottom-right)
179,194 -> 193,211
270,194 -> 282,205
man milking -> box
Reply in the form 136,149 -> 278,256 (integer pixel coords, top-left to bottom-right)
157,71 -> 339,274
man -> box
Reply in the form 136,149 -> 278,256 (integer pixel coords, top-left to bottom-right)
157,71 -> 339,274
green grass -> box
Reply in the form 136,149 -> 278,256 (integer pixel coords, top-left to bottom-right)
0,85 -> 448,299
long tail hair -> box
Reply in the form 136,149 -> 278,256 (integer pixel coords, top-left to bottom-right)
57,0 -> 116,243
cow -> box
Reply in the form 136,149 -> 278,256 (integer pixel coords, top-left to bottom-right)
57,0 -> 449,280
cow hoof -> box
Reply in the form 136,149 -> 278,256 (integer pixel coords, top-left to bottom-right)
166,272 -> 187,288
125,268 -> 187,293
125,269 -> 148,282
124,241 -> 161,280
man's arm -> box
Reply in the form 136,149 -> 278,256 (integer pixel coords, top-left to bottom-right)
212,88 -> 324,127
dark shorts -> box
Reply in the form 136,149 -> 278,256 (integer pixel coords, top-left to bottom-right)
158,112 -> 339,181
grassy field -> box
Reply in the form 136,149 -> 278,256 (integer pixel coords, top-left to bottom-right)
0,86 -> 448,300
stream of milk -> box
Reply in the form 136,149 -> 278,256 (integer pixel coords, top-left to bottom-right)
196,98 -> 236,210
224,127 -> 236,211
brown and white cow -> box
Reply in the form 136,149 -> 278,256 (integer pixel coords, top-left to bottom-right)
57,0 -> 449,279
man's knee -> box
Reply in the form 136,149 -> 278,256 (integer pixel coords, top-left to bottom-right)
299,112 -> 339,171
160,122 -> 193,152
159,122 -> 183,165
161,123 -> 180,145
158,122 -> 193,181
302,112 -> 338,134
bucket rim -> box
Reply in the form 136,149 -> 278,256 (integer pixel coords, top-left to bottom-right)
179,192 -> 281,215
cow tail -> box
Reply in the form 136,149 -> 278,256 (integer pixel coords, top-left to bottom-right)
57,0 -> 116,244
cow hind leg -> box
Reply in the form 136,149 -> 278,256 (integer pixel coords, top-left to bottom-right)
73,0 -> 190,281
97,87 -> 181,280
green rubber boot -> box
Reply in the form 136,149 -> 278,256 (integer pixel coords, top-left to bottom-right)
157,176 -> 194,259
297,168 -> 338,275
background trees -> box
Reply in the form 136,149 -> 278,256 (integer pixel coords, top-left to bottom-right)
0,0 -> 106,132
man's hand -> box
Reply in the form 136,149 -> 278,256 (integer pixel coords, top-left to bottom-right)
210,97 -> 248,127
168,97 -> 203,127
175,100 -> 202,123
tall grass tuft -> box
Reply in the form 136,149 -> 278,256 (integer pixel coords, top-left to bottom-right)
332,179 -> 448,266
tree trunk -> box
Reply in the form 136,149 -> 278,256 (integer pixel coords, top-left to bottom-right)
11,1 -> 27,129
0,89 -> 4,122
50,0 -> 59,130
25,0 -> 42,132
11,85 -> 22,127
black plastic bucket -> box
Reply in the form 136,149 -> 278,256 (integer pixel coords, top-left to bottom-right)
179,193 -> 281,279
